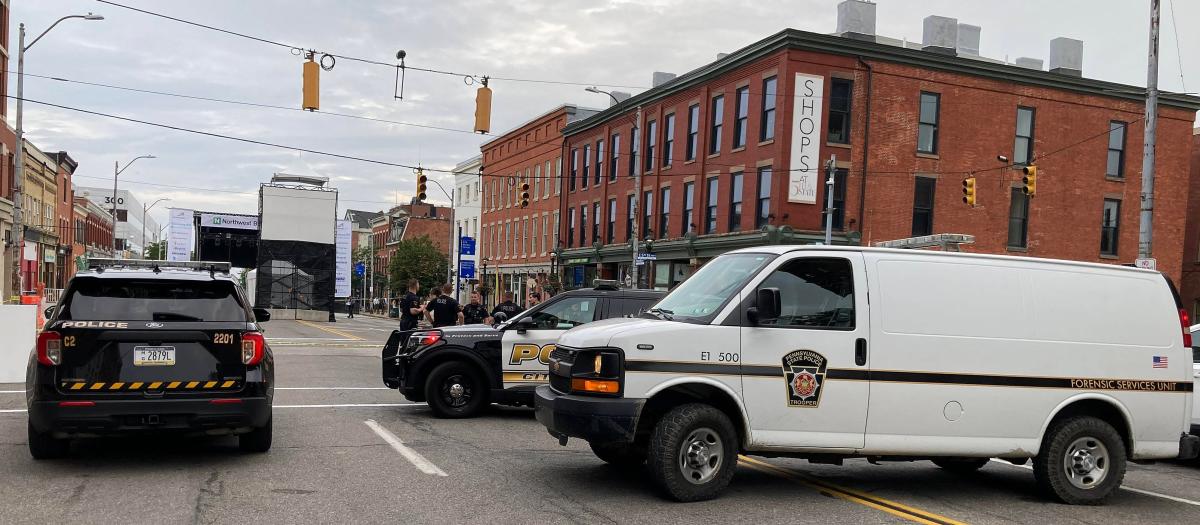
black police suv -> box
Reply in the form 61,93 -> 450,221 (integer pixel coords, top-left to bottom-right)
382,282 -> 664,418
25,259 -> 274,459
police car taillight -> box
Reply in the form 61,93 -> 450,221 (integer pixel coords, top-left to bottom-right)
1181,309 -> 1192,348
418,331 -> 442,346
36,331 -> 62,366
242,332 -> 265,366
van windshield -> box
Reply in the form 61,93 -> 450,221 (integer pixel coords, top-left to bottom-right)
646,253 -> 775,324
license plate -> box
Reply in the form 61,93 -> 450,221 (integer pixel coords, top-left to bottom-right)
134,346 -> 176,366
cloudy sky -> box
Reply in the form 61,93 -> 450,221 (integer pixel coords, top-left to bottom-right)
11,0 -> 1198,229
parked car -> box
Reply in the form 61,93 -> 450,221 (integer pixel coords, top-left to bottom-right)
382,282 -> 664,418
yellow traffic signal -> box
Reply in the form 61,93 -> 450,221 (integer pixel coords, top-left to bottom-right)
302,58 -> 319,111
416,170 -> 428,202
1022,165 -> 1037,197
475,85 -> 492,134
961,177 -> 977,207
519,182 -> 530,208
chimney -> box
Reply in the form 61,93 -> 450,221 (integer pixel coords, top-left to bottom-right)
609,91 -> 631,107
1048,37 -> 1083,77
652,72 -> 677,87
922,15 -> 958,55
1015,57 -> 1044,70
956,23 -> 980,56
836,0 -> 877,42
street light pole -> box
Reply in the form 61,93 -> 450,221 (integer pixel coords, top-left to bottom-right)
111,154 -> 156,257
585,87 -> 641,288
9,13 -> 103,299
141,197 -> 169,259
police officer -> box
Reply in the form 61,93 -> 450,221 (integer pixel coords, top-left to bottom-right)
398,279 -> 424,331
429,284 -> 464,328
462,292 -> 489,325
491,291 -> 523,321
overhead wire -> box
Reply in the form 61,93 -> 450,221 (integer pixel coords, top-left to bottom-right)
1167,0 -> 1188,93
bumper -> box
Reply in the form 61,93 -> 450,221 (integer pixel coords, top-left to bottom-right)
1180,432 -> 1200,460
534,385 -> 644,444
29,397 -> 272,437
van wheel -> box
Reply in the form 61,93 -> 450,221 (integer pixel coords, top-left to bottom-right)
28,422 -> 69,460
647,403 -> 738,502
932,458 -> 990,473
590,441 -> 647,468
239,417 -> 273,453
1033,416 -> 1126,505
425,361 -> 487,418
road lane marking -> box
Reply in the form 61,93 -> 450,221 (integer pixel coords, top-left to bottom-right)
276,387 -> 391,390
0,409 -> 26,413
998,461 -> 1200,507
364,419 -> 447,476
0,390 -> 24,394
295,320 -> 364,341
739,456 -> 965,525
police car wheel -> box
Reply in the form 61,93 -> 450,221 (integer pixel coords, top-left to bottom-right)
239,417 -> 273,453
1033,416 -> 1126,505
647,403 -> 738,502
932,458 -> 990,473
425,361 -> 486,418
27,421 -> 69,460
589,441 -> 647,468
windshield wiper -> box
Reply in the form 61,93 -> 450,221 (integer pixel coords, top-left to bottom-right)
152,312 -> 204,321
644,307 -> 674,321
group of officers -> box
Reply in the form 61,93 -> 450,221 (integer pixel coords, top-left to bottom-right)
395,278 -> 539,330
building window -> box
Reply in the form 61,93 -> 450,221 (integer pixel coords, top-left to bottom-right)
542,215 -> 549,253
607,198 -> 616,244
683,182 -> 695,235
662,113 -> 675,168
644,120 -> 657,173
1007,188 -> 1029,249
1101,198 -> 1120,256
756,166 -> 772,229
567,208 -> 575,247
593,202 -> 601,245
642,190 -> 653,239
626,194 -> 635,241
686,104 -> 700,161
554,158 -> 561,195
610,133 -> 620,181
533,166 -> 540,200
828,78 -> 852,144
580,205 -> 588,246
569,149 -> 578,191
1014,106 -> 1035,165
582,144 -> 590,189
733,86 -> 749,149
629,126 -> 639,178
1107,121 -> 1127,178
705,177 -> 718,234
709,95 -> 724,155
729,171 -> 743,231
552,211 -> 559,249
595,139 -> 604,186
822,168 -> 848,230
659,187 -> 671,239
911,177 -> 936,236
917,92 -> 940,154
760,76 -> 777,142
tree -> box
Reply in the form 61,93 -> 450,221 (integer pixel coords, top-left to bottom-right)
388,236 -> 448,295
144,240 -> 167,259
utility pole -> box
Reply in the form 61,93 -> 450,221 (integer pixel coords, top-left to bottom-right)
11,24 -> 26,299
629,105 -> 643,288
824,154 -> 837,245
1138,0 -> 1160,260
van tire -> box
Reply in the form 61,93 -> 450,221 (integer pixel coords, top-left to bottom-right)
932,458 -> 990,473
425,361 -> 487,418
647,403 -> 738,502
589,441 -> 647,468
1033,416 -> 1126,505
239,417 -> 273,453
28,422 -> 69,460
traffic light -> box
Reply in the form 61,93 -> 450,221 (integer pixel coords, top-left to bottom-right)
519,182 -> 530,208
1022,165 -> 1037,197
474,82 -> 492,134
302,57 -> 319,111
961,177 -> 977,207
416,170 -> 428,202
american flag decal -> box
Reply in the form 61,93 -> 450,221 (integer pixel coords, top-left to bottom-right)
1152,356 -> 1169,369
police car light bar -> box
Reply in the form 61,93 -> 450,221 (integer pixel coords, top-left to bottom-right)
88,258 -> 232,274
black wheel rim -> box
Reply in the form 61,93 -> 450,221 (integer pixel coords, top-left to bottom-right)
440,373 -> 472,408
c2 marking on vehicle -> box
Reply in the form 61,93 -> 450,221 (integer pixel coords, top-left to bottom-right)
59,321 -> 129,329
510,343 -> 555,365
213,333 -> 235,344
62,336 -> 77,348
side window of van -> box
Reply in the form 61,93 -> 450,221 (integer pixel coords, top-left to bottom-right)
758,257 -> 855,330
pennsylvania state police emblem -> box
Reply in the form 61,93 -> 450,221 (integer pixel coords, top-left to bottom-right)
782,350 -> 827,408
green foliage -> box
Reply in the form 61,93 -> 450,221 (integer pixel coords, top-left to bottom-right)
387,236 -> 447,295
144,240 -> 167,260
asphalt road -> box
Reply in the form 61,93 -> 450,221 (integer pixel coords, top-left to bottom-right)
2,316 -> 1198,524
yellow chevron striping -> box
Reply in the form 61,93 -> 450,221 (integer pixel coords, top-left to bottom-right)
90,383 -> 106,390
167,381 -> 181,389
109,382 -> 125,390
185,381 -> 200,389
204,381 -> 217,388
221,380 -> 235,388
70,383 -> 85,390
149,382 -> 163,389
129,382 -> 144,390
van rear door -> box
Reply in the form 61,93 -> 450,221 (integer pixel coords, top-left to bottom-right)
51,277 -> 251,395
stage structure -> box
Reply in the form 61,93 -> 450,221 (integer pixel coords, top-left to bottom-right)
254,174 -> 338,314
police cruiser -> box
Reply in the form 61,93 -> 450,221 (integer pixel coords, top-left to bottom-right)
536,246 -> 1198,504
382,282 -> 663,418
26,259 -> 274,458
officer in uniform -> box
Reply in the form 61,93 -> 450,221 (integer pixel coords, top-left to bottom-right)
429,283 -> 464,328
462,292 -> 489,325
398,279 -> 424,331
491,291 -> 523,321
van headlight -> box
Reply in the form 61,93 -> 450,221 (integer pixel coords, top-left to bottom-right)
570,348 -> 623,395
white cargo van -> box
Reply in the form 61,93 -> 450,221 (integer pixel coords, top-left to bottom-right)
535,246 -> 1198,504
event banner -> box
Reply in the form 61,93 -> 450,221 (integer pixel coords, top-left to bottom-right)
167,208 -> 193,262
788,72 -> 824,204
199,213 -> 260,230
334,219 -> 352,298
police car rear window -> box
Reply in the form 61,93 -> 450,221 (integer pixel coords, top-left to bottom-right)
61,279 -> 247,322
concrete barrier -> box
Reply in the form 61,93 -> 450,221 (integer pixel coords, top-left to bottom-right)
0,305 -> 36,383
265,309 -> 333,322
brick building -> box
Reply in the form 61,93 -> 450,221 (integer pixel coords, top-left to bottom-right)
73,196 -> 113,260
556,5 -> 1199,291
20,140 -> 59,291
369,201 -> 452,298
0,0 -> 15,300
479,104 -> 596,306
52,152 -> 78,287
1182,128 -> 1200,319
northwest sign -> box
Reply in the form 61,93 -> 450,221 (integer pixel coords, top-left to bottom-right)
200,213 -> 259,230
788,73 -> 824,204
782,349 -> 828,408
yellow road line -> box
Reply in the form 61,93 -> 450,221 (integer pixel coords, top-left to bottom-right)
296,319 -> 364,341
738,456 -> 967,525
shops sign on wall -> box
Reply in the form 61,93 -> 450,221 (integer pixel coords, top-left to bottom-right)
200,213 -> 259,230
788,72 -> 824,205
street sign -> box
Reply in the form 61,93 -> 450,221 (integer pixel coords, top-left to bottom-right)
354,262 -> 366,276
459,237 -> 476,256
636,253 -> 657,261
1134,258 -> 1157,270
459,260 -> 476,279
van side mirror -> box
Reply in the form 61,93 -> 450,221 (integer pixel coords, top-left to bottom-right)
748,287 -> 781,325
253,308 -> 272,323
